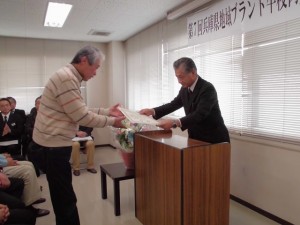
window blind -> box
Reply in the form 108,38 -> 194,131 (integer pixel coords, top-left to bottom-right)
240,18 -> 300,143
163,18 -> 300,144
126,23 -> 163,110
128,17 -> 300,144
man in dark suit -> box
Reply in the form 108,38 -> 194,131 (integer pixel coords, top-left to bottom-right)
0,98 -> 24,156
25,96 -> 42,175
140,57 -> 229,144
7,97 -> 27,156
7,97 -> 26,124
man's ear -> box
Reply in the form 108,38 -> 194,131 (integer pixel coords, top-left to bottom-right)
80,56 -> 88,64
191,68 -> 197,76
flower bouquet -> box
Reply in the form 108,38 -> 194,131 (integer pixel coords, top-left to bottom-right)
112,119 -> 155,169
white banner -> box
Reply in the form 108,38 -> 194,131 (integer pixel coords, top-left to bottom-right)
187,0 -> 300,45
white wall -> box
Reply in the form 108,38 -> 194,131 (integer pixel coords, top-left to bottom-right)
85,43 -> 112,145
106,41 -> 126,146
0,37 -> 112,145
230,136 -> 300,224
106,41 -> 126,106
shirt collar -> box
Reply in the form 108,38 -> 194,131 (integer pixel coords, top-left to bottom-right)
2,112 -> 10,120
189,76 -> 199,92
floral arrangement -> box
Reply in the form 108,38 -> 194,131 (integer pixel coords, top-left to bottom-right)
112,119 -> 156,153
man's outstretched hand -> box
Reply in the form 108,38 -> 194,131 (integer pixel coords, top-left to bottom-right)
112,116 -> 126,128
109,103 -> 124,117
139,108 -> 155,116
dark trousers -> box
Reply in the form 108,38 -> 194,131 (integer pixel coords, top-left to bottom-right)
29,141 -> 80,225
0,178 -> 35,225
0,177 -> 25,208
6,208 -> 36,225
27,141 -> 40,177
0,144 -> 21,157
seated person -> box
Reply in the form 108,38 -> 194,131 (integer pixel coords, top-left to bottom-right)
0,98 -> 24,157
25,96 -> 41,175
0,154 -> 49,217
71,126 -> 97,176
0,174 -> 24,209
0,174 -> 38,224
0,203 -> 36,225
29,96 -> 41,116
7,97 -> 27,157
25,96 -> 41,142
7,97 -> 26,125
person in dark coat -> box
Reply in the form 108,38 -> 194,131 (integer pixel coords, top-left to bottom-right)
25,96 -> 41,143
0,174 -> 36,225
7,97 -> 27,158
25,96 -> 41,176
140,57 -> 230,144
0,98 -> 24,156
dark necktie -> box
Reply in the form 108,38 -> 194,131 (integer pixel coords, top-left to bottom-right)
4,116 -> 7,123
188,88 -> 193,98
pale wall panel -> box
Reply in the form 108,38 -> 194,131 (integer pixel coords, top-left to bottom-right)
0,36 -> 112,145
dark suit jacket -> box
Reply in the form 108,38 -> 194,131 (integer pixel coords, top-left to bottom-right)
25,109 -> 37,141
0,113 -> 24,142
154,76 -> 230,144
11,109 -> 26,125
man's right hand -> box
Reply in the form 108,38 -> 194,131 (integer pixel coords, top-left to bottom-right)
0,204 -> 10,224
6,157 -> 18,166
2,124 -> 10,136
76,131 -> 87,137
112,116 -> 126,128
139,108 -> 155,116
109,103 -> 124,117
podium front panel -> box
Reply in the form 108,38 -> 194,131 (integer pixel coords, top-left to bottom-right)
135,132 -> 182,225
183,143 -> 230,225
134,131 -> 230,225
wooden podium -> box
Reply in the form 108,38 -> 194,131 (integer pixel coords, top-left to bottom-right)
134,130 -> 230,225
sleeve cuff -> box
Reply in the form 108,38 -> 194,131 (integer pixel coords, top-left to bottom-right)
106,117 -> 115,126
177,119 -> 182,128
152,108 -> 156,116
98,108 -> 110,116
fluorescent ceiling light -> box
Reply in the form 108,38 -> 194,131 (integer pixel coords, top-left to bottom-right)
167,0 -> 212,20
44,2 -> 72,28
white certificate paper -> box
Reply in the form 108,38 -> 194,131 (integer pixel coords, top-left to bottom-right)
72,136 -> 93,142
0,140 -> 18,146
119,107 -> 158,126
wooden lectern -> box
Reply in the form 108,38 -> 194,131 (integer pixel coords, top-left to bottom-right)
134,130 -> 230,225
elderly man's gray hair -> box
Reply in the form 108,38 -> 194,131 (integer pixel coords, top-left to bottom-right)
173,57 -> 197,74
71,46 -> 105,65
